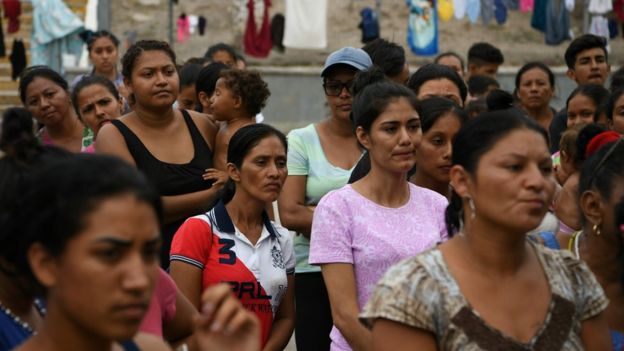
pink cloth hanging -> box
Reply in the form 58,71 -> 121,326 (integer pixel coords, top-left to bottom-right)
244,0 -> 272,58
520,0 -> 534,12
177,14 -> 190,43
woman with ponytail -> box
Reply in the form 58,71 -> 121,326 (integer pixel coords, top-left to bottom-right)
170,124 -> 295,351
574,134 -> 624,349
308,68 -> 448,351
362,109 -> 612,350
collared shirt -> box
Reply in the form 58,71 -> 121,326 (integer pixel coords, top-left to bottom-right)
170,201 -> 295,346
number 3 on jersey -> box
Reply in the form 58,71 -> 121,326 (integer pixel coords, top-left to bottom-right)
218,238 -> 237,264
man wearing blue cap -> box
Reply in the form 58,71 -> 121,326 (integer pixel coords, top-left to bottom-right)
278,47 -> 372,351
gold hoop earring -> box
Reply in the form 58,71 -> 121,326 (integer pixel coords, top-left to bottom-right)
467,197 -> 476,221
592,224 -> 601,236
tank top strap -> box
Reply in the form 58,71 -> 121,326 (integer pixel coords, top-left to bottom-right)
110,119 -> 153,163
179,109 -> 214,162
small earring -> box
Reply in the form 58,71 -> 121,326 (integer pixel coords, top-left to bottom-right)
467,197 -> 476,221
593,224 -> 601,236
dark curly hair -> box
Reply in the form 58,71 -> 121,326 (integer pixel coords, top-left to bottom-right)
219,69 -> 270,116
121,40 -> 177,81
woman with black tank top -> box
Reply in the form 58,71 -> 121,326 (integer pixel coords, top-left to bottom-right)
97,40 -> 227,267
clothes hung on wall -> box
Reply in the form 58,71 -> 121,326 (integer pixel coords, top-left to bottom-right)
271,13 -> 285,52
3,0 -> 20,34
9,39 -> 25,80
406,0 -> 438,56
30,0 -> 85,74
244,0 -> 272,57
177,13 -> 190,43
283,0 -> 327,49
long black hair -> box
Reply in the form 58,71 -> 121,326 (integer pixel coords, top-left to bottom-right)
7,154 -> 162,294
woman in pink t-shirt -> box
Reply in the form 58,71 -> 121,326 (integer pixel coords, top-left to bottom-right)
309,68 -> 448,351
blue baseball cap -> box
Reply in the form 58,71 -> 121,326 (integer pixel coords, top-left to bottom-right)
321,47 -> 373,77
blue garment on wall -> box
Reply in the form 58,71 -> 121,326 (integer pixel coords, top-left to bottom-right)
467,0 -> 481,23
545,0 -> 570,45
481,0 -> 495,25
494,0 -> 508,24
31,0 -> 84,74
406,0 -> 438,56
531,0 -> 547,32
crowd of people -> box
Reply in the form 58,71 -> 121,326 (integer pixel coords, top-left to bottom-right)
0,28 -> 623,351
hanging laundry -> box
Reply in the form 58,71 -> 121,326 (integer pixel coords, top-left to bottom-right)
588,0 -> 612,14
244,0 -> 272,58
494,0 -> 508,24
188,15 -> 198,34
438,0 -> 454,21
545,0 -> 570,45
609,18 -> 618,38
520,0 -> 533,12
531,0 -> 547,32
0,15 -> 5,57
30,0 -> 85,74
271,13 -> 285,52
198,16 -> 207,36
283,0 -> 327,49
359,7 -> 380,43
454,0 -> 467,19
406,0 -> 438,56
9,39 -> 25,80
502,0 -> 519,11
564,0 -> 574,11
615,0 -> 624,22
467,0 -> 481,23
177,13 -> 190,43
590,15 -> 610,39
481,0 -> 495,25
3,0 -> 20,34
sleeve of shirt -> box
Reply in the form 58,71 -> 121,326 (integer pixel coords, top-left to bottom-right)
286,129 -> 309,176
275,224 -> 296,275
170,216 -> 213,270
308,190 -> 354,265
157,268 -> 178,323
360,258 -> 437,332
563,252 -> 610,321
435,194 -> 450,242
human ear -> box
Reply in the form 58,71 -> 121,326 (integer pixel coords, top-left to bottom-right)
233,95 -> 243,111
227,163 -> 241,183
449,165 -> 472,199
198,91 -> 210,111
579,190 -> 604,227
566,69 -> 577,82
27,243 -> 58,289
355,126 -> 371,150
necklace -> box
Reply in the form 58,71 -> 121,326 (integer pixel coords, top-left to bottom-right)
0,300 -> 44,335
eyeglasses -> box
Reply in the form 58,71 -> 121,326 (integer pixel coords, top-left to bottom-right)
587,137 -> 622,187
323,80 -> 353,96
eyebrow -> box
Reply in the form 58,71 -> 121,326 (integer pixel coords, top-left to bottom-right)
91,236 -> 160,246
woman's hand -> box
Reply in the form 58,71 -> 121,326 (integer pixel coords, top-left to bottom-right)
192,283 -> 261,351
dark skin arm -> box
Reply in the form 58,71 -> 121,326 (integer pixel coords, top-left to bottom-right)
370,319 -> 437,351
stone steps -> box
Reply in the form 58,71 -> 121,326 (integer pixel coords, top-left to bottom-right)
0,0 -> 88,115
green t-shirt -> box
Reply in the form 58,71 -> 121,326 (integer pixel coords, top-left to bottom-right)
286,123 -> 361,273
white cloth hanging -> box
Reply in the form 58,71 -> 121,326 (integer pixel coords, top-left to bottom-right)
588,0 -> 612,14
283,0 -> 327,49
454,0 -> 467,19
188,15 -> 199,34
565,0 -> 574,11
